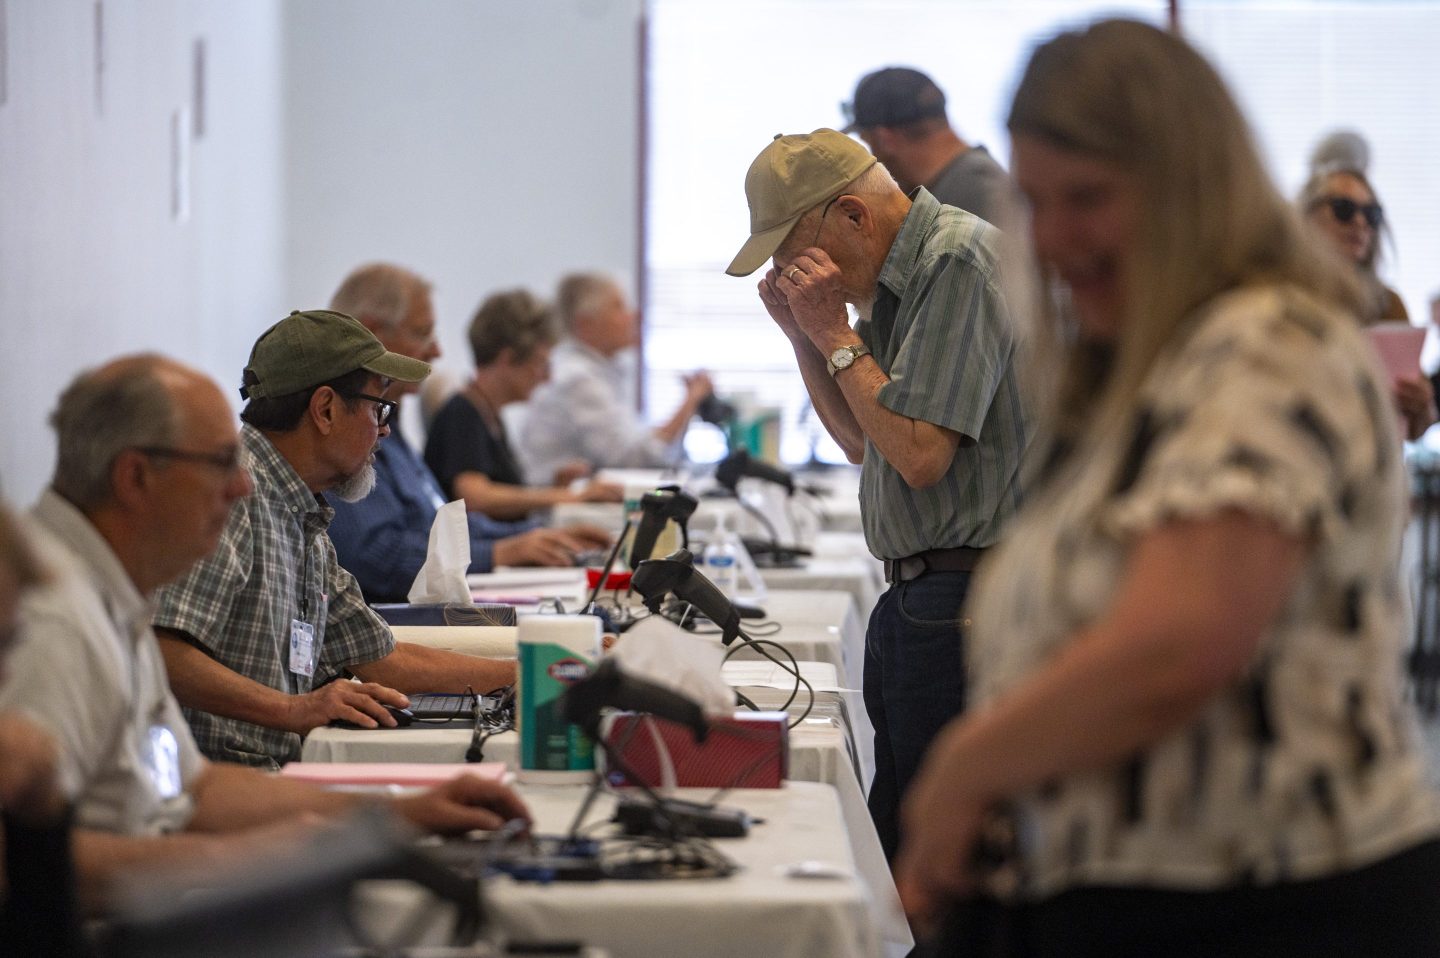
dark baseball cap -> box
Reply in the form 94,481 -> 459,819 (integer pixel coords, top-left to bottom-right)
842,67 -> 947,133
240,309 -> 431,400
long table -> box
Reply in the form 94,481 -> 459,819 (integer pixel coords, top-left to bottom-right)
303,661 -> 905,947
463,574 -> 865,690
353,782 -> 886,958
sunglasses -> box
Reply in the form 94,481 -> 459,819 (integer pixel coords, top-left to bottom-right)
1320,196 -> 1384,229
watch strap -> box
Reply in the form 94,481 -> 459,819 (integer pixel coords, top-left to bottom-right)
827,343 -> 872,377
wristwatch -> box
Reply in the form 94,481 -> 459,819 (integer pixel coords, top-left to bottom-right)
827,343 -> 872,377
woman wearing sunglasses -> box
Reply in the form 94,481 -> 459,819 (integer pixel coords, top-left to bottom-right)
1299,147 -> 1433,439
895,20 -> 1440,957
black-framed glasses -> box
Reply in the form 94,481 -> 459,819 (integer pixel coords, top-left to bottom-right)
134,446 -> 242,473
1320,196 -> 1384,229
343,392 -> 397,427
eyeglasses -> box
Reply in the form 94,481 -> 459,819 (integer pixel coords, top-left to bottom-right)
1321,196 -> 1384,229
344,392 -> 397,427
810,195 -> 842,248
134,446 -> 242,473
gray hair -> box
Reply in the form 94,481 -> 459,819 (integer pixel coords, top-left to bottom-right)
329,262 -> 432,330
555,273 -> 621,334
789,162 -> 903,240
49,354 -> 182,510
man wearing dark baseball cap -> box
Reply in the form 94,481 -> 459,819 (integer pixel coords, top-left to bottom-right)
153,309 -> 517,769
729,129 -> 1032,864
842,66 -> 1012,225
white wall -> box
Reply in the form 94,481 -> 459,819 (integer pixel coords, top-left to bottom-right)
281,0 -> 643,390
0,0 -> 643,505
0,0 -> 286,504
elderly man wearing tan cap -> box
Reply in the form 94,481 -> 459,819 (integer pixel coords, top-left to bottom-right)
728,129 -> 1032,863
152,310 -> 517,769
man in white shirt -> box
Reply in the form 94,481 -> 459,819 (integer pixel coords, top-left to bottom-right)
517,273 -> 713,484
0,354 -> 528,907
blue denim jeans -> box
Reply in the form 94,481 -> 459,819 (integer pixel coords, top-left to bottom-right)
864,570 -> 971,864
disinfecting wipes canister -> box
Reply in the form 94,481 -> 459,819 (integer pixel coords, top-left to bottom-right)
517,613 -> 601,783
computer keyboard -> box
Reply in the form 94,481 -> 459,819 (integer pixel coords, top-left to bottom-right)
406,692 -> 477,720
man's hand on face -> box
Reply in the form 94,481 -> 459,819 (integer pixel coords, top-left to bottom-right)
773,248 -> 852,351
758,268 -> 803,340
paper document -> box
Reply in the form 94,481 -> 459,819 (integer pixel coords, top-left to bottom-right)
722,660 -> 848,693
1367,321 -> 1426,382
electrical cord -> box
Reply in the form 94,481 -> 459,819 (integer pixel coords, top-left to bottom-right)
722,632 -> 814,729
465,685 -> 515,762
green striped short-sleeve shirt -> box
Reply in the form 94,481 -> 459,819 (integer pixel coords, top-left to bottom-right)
856,188 -> 1031,559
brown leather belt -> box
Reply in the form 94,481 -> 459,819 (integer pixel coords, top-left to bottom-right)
883,547 -> 986,584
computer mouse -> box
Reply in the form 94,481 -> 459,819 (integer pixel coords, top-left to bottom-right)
328,705 -> 414,730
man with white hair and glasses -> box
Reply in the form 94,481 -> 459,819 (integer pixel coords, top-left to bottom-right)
517,272 -> 714,484
728,129 -> 1032,863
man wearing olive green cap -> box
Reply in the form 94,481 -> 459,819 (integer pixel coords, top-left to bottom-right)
729,129 -> 1032,863
153,309 -> 517,768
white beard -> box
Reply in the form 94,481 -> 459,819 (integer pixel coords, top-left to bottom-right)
332,461 -> 377,503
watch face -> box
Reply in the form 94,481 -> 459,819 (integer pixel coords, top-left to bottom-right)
831,347 -> 854,369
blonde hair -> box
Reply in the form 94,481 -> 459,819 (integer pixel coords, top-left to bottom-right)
1297,166 -> 1394,322
1007,19 -> 1363,440
468,289 -> 557,366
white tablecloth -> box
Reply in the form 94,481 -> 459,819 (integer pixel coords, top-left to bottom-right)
553,466 -> 864,537
302,662 -> 902,946
356,782 -> 886,958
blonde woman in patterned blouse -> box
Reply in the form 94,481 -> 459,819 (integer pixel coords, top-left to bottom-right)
896,19 -> 1440,957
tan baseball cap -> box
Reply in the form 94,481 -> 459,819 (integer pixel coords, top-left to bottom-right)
240,309 -> 431,400
726,129 -> 877,277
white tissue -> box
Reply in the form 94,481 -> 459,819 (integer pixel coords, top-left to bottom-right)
407,500 -> 473,604
608,616 -> 736,717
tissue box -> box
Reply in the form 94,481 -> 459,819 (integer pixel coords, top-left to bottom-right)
372,603 -> 517,627
602,711 -> 788,789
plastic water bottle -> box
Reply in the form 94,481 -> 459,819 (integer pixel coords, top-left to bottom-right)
702,516 -> 740,600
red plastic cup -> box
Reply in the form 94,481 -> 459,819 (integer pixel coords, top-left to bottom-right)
586,567 -> 632,592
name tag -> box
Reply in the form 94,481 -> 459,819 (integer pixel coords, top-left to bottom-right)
143,725 -> 183,800
289,619 -> 316,678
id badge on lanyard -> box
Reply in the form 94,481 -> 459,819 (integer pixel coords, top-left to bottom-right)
141,724 -> 183,800
289,619 -> 316,678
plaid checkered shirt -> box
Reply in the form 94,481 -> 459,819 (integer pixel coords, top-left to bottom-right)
152,424 -> 394,767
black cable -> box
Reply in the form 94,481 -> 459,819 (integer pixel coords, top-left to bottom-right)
722,631 -> 814,728
465,685 -> 515,762
734,497 -> 783,553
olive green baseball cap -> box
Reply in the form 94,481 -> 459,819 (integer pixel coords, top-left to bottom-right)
726,128 -> 877,277
239,309 -> 431,400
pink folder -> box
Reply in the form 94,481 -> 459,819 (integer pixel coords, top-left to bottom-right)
1367,321 -> 1426,382
278,762 -> 509,787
